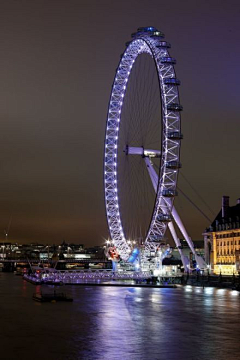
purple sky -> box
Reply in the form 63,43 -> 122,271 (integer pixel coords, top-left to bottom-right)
0,0 -> 240,245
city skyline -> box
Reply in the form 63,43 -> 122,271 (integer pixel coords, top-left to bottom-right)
1,0 -> 240,245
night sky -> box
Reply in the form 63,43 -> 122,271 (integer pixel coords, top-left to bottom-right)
1,0 -> 240,246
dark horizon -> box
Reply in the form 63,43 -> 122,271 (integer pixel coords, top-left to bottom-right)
1,0 -> 240,246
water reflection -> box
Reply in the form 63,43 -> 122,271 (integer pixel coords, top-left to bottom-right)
0,274 -> 239,360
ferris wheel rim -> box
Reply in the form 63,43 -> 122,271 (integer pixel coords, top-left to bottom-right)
104,29 -> 182,260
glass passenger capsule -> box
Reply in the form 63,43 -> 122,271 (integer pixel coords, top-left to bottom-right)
160,57 -> 176,64
137,26 -> 158,32
165,161 -> 182,169
164,78 -> 181,86
157,214 -> 173,222
150,31 -> 165,38
167,131 -> 183,140
161,189 -> 178,197
151,235 -> 164,242
156,41 -> 171,48
167,103 -> 183,111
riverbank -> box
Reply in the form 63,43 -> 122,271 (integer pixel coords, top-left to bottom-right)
179,273 -> 240,290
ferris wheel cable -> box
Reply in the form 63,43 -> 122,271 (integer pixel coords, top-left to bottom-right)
145,95 -> 161,136
137,59 -> 146,126
136,56 -> 148,126
142,62 -> 156,137
120,160 -> 148,235
120,157 -> 154,239
140,85 -> 160,146
127,58 -> 146,131
177,186 -> 212,223
122,156 -> 143,192
124,55 -> 159,147
145,121 -> 161,148
134,163 -> 153,227
121,95 -> 159,220
155,161 -> 212,223
179,172 -> 215,216
142,109 -> 160,147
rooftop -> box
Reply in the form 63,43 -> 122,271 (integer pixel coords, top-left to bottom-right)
205,196 -> 240,233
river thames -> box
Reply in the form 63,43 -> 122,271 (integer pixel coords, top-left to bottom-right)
0,273 -> 239,360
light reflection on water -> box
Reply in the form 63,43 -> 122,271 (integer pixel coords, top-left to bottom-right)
0,273 -> 239,360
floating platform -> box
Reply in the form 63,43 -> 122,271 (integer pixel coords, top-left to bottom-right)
23,274 -> 42,285
23,274 -> 63,286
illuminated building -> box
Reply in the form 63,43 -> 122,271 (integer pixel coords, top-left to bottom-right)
204,196 -> 240,274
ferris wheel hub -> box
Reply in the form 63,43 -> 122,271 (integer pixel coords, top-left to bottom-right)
124,146 -> 161,158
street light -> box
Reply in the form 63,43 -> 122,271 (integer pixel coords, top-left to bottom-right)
1,245 -> 6,259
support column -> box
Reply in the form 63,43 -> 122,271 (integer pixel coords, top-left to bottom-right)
204,234 -> 210,265
144,157 -> 158,193
168,222 -> 189,272
143,158 -> 207,270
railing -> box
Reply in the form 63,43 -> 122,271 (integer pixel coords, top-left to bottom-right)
28,270 -> 152,283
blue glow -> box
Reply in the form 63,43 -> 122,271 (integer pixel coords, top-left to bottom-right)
128,248 -> 140,263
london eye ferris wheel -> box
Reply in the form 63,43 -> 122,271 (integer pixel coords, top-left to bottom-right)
104,27 -> 202,270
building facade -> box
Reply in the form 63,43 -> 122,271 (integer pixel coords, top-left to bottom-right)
204,196 -> 240,275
